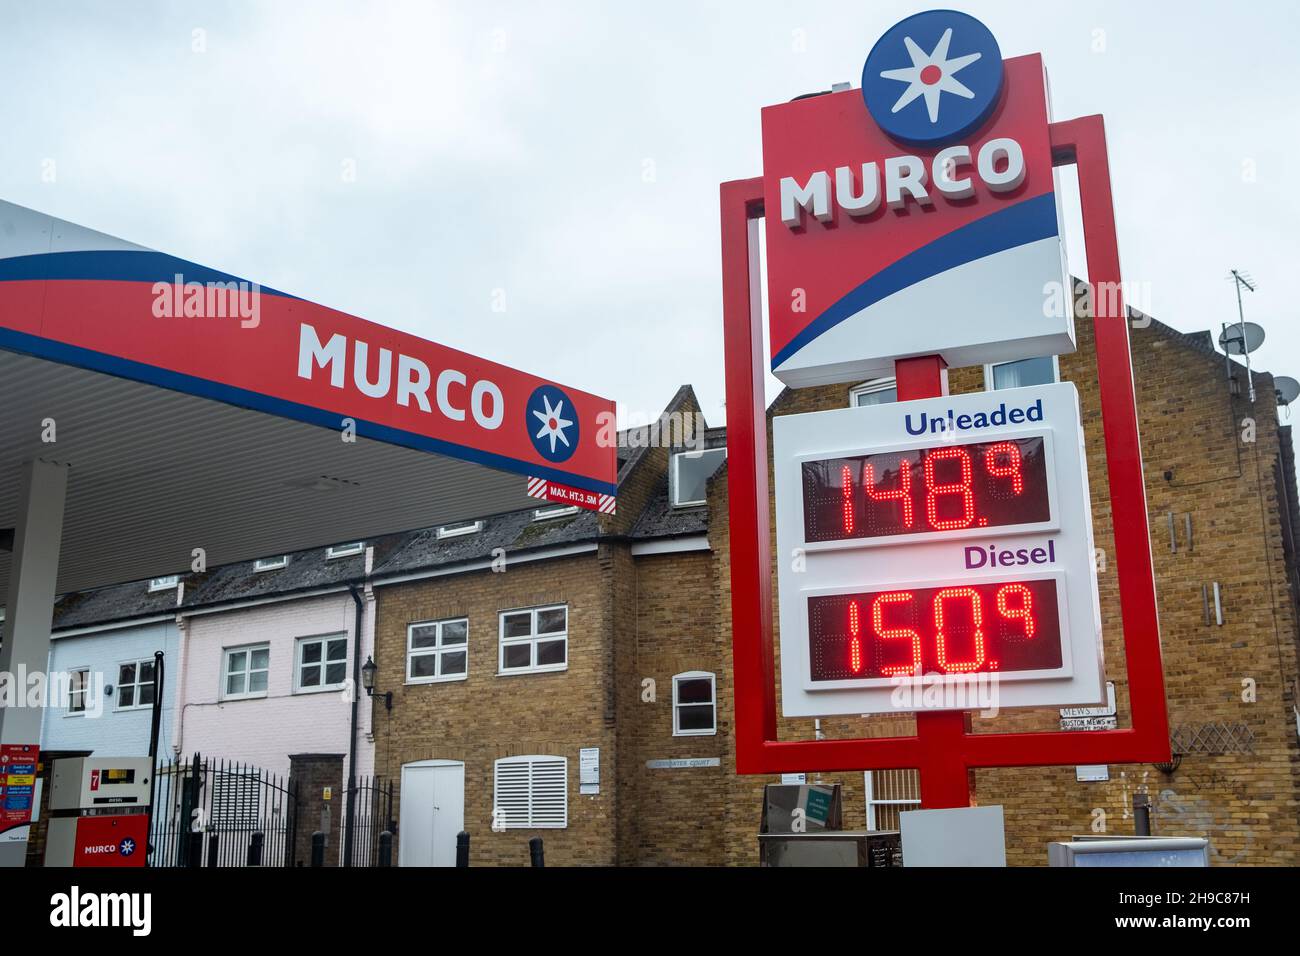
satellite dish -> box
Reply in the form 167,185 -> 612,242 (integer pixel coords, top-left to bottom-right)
1219,322 -> 1265,355
1275,376 -> 1300,406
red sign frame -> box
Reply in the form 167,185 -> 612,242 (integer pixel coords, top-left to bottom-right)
721,115 -> 1170,807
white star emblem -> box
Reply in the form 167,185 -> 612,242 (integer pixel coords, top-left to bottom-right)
532,395 -> 573,455
879,28 -> 981,124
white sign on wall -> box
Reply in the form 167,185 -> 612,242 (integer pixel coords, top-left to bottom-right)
579,747 -> 599,795
773,382 -> 1105,716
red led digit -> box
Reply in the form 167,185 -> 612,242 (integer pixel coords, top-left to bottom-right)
871,591 -> 922,676
841,464 -> 854,533
848,600 -> 863,674
996,582 -> 1036,639
985,441 -> 1025,495
863,458 -> 913,528
923,447 -> 975,530
933,587 -> 986,673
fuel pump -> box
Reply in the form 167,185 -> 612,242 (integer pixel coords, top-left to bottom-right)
44,756 -> 152,867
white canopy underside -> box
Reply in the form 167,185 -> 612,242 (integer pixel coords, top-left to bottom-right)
0,349 -> 536,595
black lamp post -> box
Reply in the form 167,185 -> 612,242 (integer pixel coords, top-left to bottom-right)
360,655 -> 392,711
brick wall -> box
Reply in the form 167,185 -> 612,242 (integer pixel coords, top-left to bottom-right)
706,314 -> 1300,865
372,551 -> 621,866
620,549 -> 727,865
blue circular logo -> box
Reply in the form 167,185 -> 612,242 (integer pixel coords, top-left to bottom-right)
862,10 -> 1003,147
119,837 -> 136,856
525,385 -> 579,463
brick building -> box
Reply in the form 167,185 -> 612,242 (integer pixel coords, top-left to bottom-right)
30,307 -> 1300,866
370,306 -> 1300,866
699,308 -> 1300,866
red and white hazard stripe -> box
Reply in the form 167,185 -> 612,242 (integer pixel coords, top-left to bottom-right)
526,477 -> 616,515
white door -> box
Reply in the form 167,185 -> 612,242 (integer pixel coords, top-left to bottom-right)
398,760 -> 465,867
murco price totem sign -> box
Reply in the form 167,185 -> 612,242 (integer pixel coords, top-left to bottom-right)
720,9 -> 1169,807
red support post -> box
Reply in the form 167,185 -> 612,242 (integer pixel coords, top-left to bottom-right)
895,355 -> 973,809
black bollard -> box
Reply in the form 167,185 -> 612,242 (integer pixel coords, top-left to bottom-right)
206,832 -> 219,867
378,831 -> 393,867
311,831 -> 326,867
456,830 -> 470,868
528,836 -> 544,868
187,830 -> 204,869
247,831 -> 264,867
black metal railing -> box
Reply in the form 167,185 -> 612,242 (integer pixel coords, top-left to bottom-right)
150,754 -> 298,867
339,774 -> 394,867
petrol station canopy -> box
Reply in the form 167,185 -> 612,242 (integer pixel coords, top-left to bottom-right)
0,200 -> 617,596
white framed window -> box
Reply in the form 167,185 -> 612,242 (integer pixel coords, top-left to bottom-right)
498,605 -> 567,674
326,542 -> 364,559
407,618 -> 469,683
672,671 -> 717,736
984,355 -> 1059,391
864,769 -> 921,830
493,755 -> 568,829
148,575 -> 178,593
436,520 -> 484,539
849,377 -> 898,407
254,555 -> 288,572
532,505 -> 579,521
222,644 -> 270,700
670,448 -> 727,508
295,634 -> 349,692
116,658 -> 156,710
66,668 -> 90,715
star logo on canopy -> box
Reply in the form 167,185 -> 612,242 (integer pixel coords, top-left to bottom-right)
532,394 -> 573,455
879,27 -> 982,124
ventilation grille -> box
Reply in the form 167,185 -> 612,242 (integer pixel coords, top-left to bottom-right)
210,772 -> 261,829
493,755 -> 567,829
1170,722 -> 1255,755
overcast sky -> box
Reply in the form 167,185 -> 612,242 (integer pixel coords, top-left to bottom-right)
1,0 -> 1296,438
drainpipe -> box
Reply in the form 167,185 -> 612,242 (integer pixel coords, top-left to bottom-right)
343,576 -> 365,868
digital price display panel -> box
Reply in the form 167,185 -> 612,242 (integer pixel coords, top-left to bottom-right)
802,436 -> 1051,543
773,383 -> 1105,716
807,579 -> 1063,683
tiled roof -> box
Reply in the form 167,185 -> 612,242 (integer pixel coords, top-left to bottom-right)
48,392 -> 696,631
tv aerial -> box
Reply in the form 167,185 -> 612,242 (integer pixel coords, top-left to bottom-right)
1221,269 -> 1260,402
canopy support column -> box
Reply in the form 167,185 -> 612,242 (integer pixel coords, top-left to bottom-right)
0,458 -> 68,867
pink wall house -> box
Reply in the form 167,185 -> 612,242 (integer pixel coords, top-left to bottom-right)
174,584 -> 376,781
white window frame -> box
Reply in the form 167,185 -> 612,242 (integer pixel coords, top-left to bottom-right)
436,520 -> 484,539
532,505 -> 579,521
65,667 -> 91,716
294,634 -> 349,693
222,643 -> 270,700
669,448 -> 727,508
983,355 -> 1060,391
114,657 -> 157,711
326,542 -> 364,559
498,604 -> 568,675
493,755 -> 568,829
864,769 -> 921,830
848,377 -> 898,407
406,617 -> 470,684
148,575 -> 178,593
254,555 -> 288,572
672,671 -> 717,736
